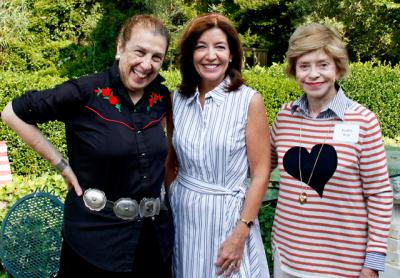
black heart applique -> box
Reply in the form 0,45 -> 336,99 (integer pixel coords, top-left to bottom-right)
283,144 -> 337,198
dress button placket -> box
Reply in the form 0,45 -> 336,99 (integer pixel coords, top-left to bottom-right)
202,98 -> 210,128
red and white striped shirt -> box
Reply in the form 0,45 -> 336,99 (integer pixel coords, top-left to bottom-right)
271,97 -> 393,277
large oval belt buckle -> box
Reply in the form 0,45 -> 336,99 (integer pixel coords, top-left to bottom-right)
83,188 -> 107,211
139,198 -> 160,218
113,198 -> 139,220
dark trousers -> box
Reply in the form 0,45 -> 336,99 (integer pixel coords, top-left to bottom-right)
57,222 -> 172,277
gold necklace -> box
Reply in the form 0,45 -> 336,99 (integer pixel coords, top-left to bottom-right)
298,122 -> 329,204
298,143 -> 325,204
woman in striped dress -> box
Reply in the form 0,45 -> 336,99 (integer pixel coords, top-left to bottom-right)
167,13 -> 271,277
271,23 -> 393,278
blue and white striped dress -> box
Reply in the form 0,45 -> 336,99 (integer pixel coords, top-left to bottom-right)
170,79 -> 269,278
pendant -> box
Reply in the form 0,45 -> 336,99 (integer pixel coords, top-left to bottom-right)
299,192 -> 307,204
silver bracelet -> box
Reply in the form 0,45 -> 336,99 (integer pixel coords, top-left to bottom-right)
54,158 -> 69,172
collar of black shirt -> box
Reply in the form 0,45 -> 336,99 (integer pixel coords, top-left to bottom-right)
109,60 -> 167,109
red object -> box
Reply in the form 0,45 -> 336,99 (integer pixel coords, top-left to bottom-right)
101,88 -> 112,97
108,95 -> 118,105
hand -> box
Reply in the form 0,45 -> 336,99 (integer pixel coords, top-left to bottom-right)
215,224 -> 249,277
164,165 -> 178,188
164,159 -> 179,188
359,268 -> 378,278
60,166 -> 83,196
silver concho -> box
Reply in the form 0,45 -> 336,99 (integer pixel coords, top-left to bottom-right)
83,188 -> 107,211
139,198 -> 160,218
113,198 -> 139,220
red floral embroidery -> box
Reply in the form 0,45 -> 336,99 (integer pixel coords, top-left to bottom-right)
94,87 -> 121,112
147,92 -> 164,111
149,98 -> 155,107
108,95 -> 118,105
101,88 -> 112,97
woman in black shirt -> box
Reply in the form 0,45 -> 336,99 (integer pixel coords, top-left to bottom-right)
1,15 -> 173,277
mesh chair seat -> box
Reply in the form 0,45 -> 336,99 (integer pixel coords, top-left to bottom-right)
0,191 -> 64,278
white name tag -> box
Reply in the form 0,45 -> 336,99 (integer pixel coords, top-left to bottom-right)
333,123 -> 359,142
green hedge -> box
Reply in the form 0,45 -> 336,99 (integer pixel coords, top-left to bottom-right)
163,62 -> 400,138
1,62 -> 399,175
0,71 -> 68,175
343,62 -> 400,139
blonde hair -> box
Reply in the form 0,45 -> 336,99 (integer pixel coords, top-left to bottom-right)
286,23 -> 349,79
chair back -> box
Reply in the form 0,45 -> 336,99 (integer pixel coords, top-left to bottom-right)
0,191 -> 64,278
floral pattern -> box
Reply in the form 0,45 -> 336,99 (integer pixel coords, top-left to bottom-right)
93,88 -> 164,113
94,87 -> 121,112
147,92 -> 164,111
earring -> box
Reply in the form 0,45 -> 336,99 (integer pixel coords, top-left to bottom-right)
115,54 -> 120,60
229,59 -> 232,63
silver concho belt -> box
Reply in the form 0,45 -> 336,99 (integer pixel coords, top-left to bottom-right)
83,188 -> 161,220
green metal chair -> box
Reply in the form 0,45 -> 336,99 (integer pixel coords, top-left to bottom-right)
0,190 -> 64,278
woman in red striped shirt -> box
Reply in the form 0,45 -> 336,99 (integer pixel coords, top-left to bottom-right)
271,23 -> 393,278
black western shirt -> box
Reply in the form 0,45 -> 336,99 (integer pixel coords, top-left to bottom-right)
12,61 -> 174,271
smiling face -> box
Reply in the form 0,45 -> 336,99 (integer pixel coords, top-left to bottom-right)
117,26 -> 167,96
295,49 -> 339,104
193,27 -> 232,93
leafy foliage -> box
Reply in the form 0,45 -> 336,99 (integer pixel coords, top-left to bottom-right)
258,202 -> 276,275
0,71 -> 68,175
233,0 -> 296,65
0,0 -> 181,76
1,63 -> 399,176
0,174 -> 67,222
342,62 -> 400,139
1,1 -> 399,275
1,0 -> 400,74
234,0 -> 280,10
243,65 -> 302,123
244,63 -> 400,142
0,0 -> 104,74
290,0 -> 400,64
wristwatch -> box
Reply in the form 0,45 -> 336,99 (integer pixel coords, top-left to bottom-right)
239,218 -> 254,228
54,158 -> 69,172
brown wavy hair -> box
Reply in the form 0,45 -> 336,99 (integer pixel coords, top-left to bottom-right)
177,13 -> 244,97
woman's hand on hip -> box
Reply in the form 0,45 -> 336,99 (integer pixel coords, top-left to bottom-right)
215,223 -> 249,277
61,166 -> 83,196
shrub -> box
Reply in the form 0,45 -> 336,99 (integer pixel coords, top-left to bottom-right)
343,62 -> 400,139
0,71 -> 68,175
243,64 -> 302,123
243,63 -> 400,137
258,202 -> 276,275
1,63 -> 399,176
